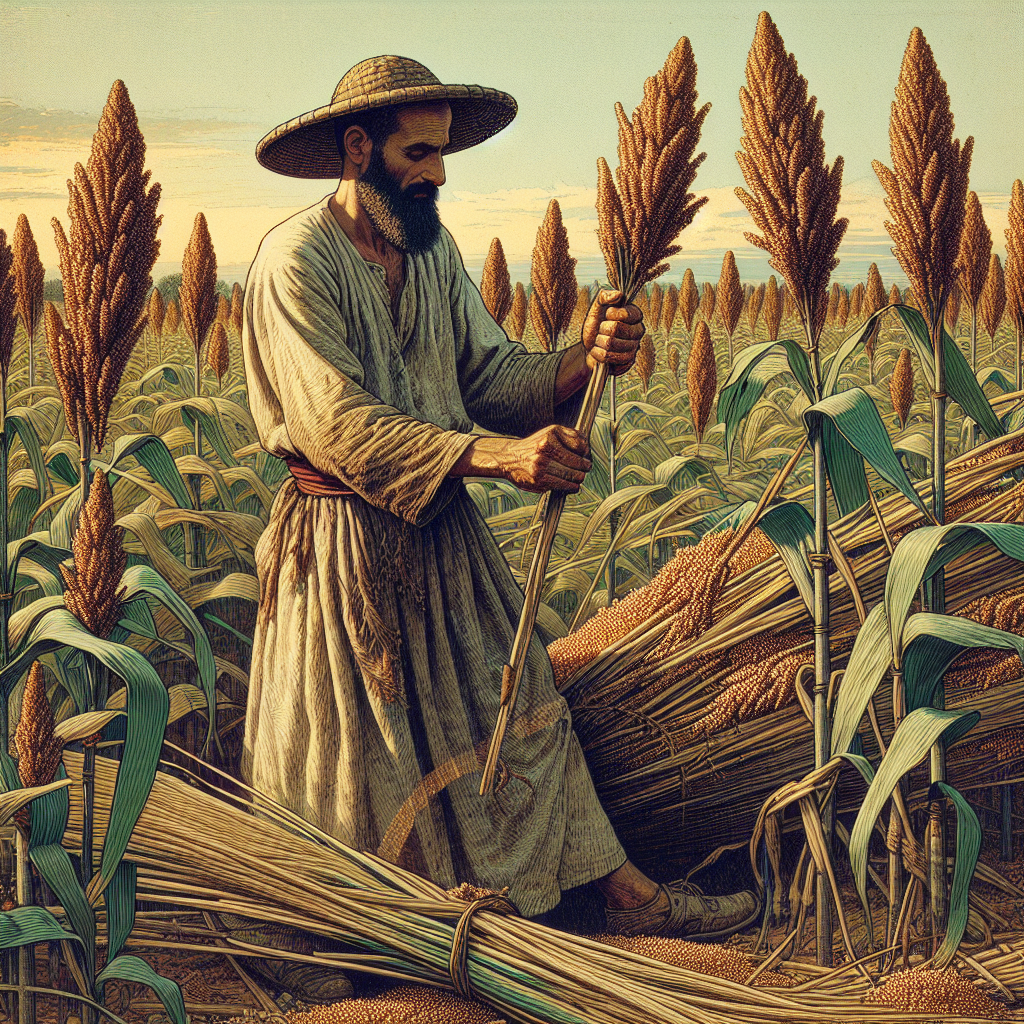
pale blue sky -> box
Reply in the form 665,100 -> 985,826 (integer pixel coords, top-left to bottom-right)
2,0 -> 1021,282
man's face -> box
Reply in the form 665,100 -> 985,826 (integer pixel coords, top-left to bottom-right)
356,102 -> 451,255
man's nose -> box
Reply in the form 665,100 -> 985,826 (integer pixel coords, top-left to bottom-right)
421,153 -> 445,188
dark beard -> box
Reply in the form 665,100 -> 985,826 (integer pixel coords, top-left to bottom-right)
356,146 -> 441,255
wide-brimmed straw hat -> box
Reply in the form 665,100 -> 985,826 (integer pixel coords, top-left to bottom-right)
256,55 -> 517,179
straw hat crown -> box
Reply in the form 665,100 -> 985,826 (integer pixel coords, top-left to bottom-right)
257,55 -> 517,179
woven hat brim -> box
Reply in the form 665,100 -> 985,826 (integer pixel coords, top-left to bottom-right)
256,84 -> 517,179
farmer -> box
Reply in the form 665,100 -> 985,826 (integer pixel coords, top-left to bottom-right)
239,55 -> 758,999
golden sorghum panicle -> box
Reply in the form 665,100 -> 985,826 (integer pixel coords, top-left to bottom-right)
945,278 -> 962,331
890,348 -> 915,427
747,281 -> 765,334
957,191 -> 993,316
45,303 -> 82,433
680,268 -> 699,331
530,199 -> 577,350
635,333 -> 656,393
827,282 -> 841,324
13,214 -> 45,344
763,274 -> 781,342
781,282 -> 796,321
481,236 -> 513,326
1006,181 -> 1024,337
508,281 -> 527,342
148,286 -> 165,340
850,281 -> 864,319
980,252 -> 1006,339
667,344 -> 680,385
688,319 -> 715,443
230,281 -> 244,336
16,662 -> 62,790
649,282 -> 664,329
717,251 -> 743,351
736,12 -> 848,346
207,321 -> 229,383
865,967 -> 1007,1019
836,286 -> 850,328
216,293 -> 229,325
60,468 -> 127,639
865,263 -> 887,316
699,280 -> 716,324
570,285 -> 592,336
51,79 -> 162,450
0,230 -> 16,385
164,298 -> 179,335
662,283 -> 679,336
596,36 -> 709,295
180,211 -> 217,357
873,28 -> 973,337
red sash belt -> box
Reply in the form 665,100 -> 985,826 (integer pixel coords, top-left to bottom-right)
284,456 -> 357,498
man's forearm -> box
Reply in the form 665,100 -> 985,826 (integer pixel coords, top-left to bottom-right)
554,342 -> 593,406
449,435 -> 508,479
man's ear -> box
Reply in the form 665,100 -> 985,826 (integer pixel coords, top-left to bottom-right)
343,124 -> 372,173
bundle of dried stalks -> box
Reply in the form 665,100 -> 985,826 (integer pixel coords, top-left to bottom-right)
164,298 -> 179,335
180,212 -> 217,357
980,252 -> 1006,340
0,230 -> 16,386
736,11 -> 847,348
61,752 -> 940,1024
481,237 -> 513,326
688,319 -> 715,445
699,281 -> 716,325
890,348 -> 915,427
663,283 -> 679,336
50,79 -> 162,450
680,268 -> 699,331
764,275 -> 781,342
60,467 -> 126,639
873,28 -> 973,336
12,214 -> 44,387
849,282 -> 864,320
1007,180 -> 1024,387
595,36 -> 709,298
718,251 -> 743,359
508,282 -> 527,342
748,281 -> 765,334
208,321 -> 229,383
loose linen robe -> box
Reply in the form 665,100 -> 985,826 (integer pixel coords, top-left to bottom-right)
241,196 -> 625,916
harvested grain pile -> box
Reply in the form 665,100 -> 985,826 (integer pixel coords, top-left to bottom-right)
548,527 -> 774,687
590,934 -> 795,989
863,968 -> 1008,1019
264,986 -> 507,1023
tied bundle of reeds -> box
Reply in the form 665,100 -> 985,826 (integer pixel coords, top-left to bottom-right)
61,750 -> 1011,1024
529,199 -> 576,351
481,237 -> 513,327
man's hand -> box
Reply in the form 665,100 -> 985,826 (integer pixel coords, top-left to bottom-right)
582,289 -> 645,376
450,425 -> 591,493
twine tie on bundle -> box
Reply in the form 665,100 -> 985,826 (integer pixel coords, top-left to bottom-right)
448,890 -> 520,1001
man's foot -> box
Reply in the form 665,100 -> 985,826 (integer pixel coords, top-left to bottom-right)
604,881 -> 760,941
